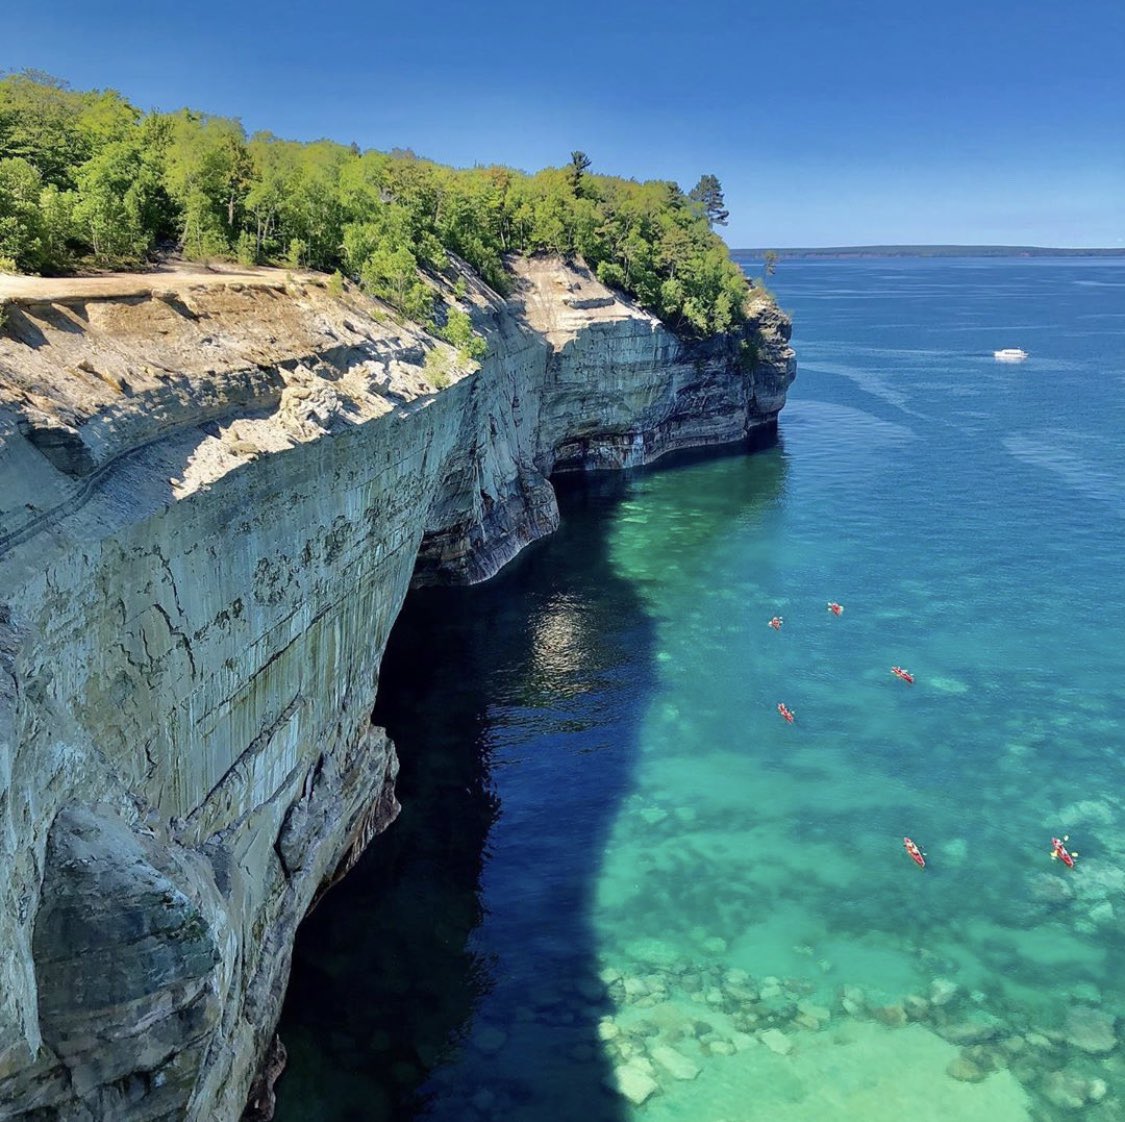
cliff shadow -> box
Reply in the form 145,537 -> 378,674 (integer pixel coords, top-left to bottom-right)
274,436 -> 787,1122
274,477 -> 654,1122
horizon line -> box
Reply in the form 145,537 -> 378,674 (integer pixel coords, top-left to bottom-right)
734,244 -> 1125,254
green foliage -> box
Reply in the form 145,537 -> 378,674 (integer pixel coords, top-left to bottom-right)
327,269 -> 344,296
738,337 -> 761,372
236,229 -> 258,266
568,150 -> 591,194
0,156 -> 44,271
73,136 -> 152,262
439,305 -> 486,361
161,110 -> 249,259
0,72 -> 754,337
689,174 -> 729,227
423,346 -> 453,389
285,237 -> 306,269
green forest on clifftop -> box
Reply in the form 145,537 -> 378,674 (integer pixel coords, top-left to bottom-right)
0,72 -> 756,337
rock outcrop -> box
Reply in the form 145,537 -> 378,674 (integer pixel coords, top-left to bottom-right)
0,255 -> 793,1120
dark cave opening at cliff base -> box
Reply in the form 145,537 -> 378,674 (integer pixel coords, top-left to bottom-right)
273,473 -> 660,1122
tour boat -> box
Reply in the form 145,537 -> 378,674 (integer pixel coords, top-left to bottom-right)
993,348 -> 1028,362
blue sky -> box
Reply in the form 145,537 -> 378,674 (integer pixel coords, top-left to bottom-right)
3,1 -> 1122,247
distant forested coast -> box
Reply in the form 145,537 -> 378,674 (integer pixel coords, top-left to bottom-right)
0,72 -> 756,336
738,245 -> 1125,259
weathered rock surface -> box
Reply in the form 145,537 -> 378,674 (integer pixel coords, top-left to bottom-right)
0,256 -> 793,1120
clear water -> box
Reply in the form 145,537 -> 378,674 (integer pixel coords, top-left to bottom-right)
276,258 -> 1125,1122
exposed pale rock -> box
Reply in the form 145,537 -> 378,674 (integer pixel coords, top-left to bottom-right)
0,258 -> 793,1120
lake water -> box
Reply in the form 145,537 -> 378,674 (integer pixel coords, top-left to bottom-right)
276,258 -> 1125,1122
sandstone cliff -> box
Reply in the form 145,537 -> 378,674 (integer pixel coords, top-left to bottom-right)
0,256 -> 793,1120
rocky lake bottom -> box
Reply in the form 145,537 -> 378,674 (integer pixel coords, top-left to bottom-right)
276,257 -> 1125,1122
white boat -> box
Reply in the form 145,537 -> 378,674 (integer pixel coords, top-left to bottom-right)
994,348 -> 1029,362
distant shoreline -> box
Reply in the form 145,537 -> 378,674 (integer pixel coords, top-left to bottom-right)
735,245 -> 1125,259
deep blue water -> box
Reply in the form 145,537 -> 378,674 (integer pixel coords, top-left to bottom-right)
277,258 -> 1125,1122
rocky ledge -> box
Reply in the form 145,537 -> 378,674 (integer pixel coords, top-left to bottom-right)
0,255 -> 793,1120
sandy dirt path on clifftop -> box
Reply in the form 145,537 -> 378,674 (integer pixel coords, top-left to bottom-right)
0,262 -> 321,303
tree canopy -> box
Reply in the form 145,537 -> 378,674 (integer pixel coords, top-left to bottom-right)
0,72 -> 757,337
688,174 -> 729,228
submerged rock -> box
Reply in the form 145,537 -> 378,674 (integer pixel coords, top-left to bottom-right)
946,1054 -> 989,1083
607,1060 -> 659,1105
1063,1006 -> 1117,1054
1040,1070 -> 1090,1110
872,1005 -> 908,1027
942,1013 -> 1005,1046
930,978 -> 960,1007
472,1025 -> 507,1055
904,995 -> 930,1021
1027,872 -> 1075,904
760,1028 -> 794,1056
797,1000 -> 831,1024
650,1044 -> 701,1080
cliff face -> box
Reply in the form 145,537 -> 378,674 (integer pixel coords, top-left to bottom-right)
0,257 -> 793,1120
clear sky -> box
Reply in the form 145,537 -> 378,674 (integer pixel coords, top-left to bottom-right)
3,1 -> 1122,247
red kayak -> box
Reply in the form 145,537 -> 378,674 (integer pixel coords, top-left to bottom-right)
777,702 -> 795,724
827,601 -> 844,617
891,666 -> 915,684
904,837 -> 926,868
1051,836 -> 1077,868
768,616 -> 783,631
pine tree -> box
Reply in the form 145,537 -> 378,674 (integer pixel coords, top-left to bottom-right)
689,174 -> 729,227
567,151 -> 591,194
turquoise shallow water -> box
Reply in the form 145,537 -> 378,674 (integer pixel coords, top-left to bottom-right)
277,258 -> 1125,1121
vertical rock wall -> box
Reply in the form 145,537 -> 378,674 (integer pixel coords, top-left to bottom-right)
0,257 -> 793,1120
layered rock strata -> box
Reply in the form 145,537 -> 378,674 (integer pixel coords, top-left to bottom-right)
0,256 -> 793,1120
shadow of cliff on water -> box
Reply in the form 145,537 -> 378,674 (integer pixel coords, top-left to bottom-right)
273,434 -> 785,1122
